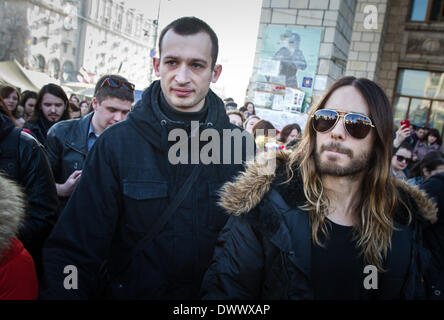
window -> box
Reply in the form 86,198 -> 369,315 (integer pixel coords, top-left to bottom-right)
409,0 -> 444,22
62,60 -> 75,82
393,69 -> 444,134
48,59 -> 60,79
36,55 -> 45,71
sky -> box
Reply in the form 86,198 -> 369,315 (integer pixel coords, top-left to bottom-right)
123,0 -> 263,105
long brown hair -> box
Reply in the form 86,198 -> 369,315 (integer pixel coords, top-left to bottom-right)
29,83 -> 70,124
0,96 -> 20,127
287,76 -> 407,270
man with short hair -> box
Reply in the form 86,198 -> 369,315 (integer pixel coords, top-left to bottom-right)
202,76 -> 441,300
225,101 -> 237,112
46,74 -> 134,211
41,17 -> 252,299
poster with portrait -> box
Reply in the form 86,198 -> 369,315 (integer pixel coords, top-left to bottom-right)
255,25 -> 322,110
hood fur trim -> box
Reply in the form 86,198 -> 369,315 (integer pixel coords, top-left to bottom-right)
218,150 -> 290,215
394,178 -> 438,224
0,174 -> 26,257
218,151 -> 438,224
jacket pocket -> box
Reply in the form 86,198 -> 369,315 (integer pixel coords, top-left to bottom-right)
208,182 -> 229,232
122,180 -> 169,232
123,180 -> 168,200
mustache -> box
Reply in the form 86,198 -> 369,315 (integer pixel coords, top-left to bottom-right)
320,142 -> 353,158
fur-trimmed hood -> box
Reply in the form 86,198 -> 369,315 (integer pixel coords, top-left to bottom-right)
0,174 -> 26,258
218,151 -> 438,224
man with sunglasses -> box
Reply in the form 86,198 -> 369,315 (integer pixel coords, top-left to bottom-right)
45,74 -> 134,212
40,17 -> 252,299
201,76 -> 441,300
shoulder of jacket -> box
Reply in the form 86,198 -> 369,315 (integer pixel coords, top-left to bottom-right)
395,178 -> 438,224
47,119 -> 79,138
218,150 -> 292,216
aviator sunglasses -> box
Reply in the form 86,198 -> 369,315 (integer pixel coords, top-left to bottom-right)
99,77 -> 135,92
311,109 -> 375,139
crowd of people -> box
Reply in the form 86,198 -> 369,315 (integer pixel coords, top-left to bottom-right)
0,16 -> 443,301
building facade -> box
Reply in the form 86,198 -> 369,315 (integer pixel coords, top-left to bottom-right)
248,0 -> 444,134
0,0 -> 156,89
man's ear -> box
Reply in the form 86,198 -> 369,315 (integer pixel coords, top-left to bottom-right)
211,64 -> 222,83
92,97 -> 99,112
153,57 -> 160,77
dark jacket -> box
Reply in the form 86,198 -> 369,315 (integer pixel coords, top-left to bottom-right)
24,116 -> 53,146
40,81 -> 253,299
201,151 -> 440,300
421,173 -> 444,280
0,113 -> 58,278
46,112 -> 93,210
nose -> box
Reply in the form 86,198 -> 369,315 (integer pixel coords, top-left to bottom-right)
329,116 -> 346,141
114,112 -> 123,122
175,64 -> 190,84
50,105 -> 56,112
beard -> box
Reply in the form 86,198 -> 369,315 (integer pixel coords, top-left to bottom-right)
314,142 -> 371,177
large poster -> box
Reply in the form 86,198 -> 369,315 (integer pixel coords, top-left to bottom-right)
255,26 -> 322,112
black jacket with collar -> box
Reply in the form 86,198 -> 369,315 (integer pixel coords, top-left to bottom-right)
201,151 -> 441,300
46,112 -> 93,209
40,80 -> 253,299
24,116 -> 53,146
0,113 -> 58,277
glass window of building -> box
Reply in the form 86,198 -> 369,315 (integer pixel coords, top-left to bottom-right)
409,0 -> 444,22
393,69 -> 444,134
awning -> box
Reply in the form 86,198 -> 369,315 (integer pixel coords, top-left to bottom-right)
0,59 -> 39,91
0,59 -> 65,93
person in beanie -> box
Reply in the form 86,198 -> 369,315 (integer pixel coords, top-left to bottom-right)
40,16 -> 253,299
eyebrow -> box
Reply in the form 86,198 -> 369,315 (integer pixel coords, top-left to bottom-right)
163,55 -> 208,66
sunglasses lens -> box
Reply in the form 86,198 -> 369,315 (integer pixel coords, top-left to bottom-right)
108,78 -> 120,88
344,114 -> 372,139
124,82 -> 135,91
396,155 -> 410,163
312,110 -> 338,132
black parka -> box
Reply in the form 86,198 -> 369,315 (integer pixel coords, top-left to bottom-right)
0,113 -> 58,277
40,81 -> 253,299
201,151 -> 441,300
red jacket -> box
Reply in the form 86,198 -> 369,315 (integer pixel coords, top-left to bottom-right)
0,238 -> 38,300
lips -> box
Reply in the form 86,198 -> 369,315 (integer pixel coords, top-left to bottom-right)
172,88 -> 193,97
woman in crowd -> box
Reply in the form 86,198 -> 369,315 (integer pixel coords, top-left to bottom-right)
279,123 -> 302,145
239,106 -> 248,120
427,128 -> 442,152
69,102 -> 81,119
243,101 -> 256,118
227,110 -> 245,128
20,90 -> 38,122
251,120 -> 279,153
79,100 -> 92,117
244,115 -> 261,134
391,141 -> 413,180
0,85 -> 25,127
